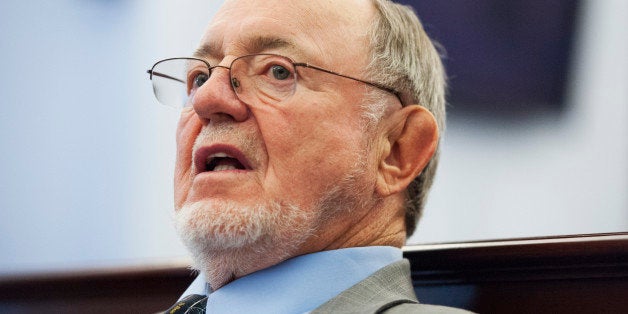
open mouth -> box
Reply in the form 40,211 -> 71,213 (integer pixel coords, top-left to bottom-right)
205,152 -> 246,172
194,145 -> 252,174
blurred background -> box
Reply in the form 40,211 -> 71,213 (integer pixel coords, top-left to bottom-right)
0,0 -> 626,275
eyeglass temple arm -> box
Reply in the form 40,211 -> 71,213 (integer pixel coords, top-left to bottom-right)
146,70 -> 185,84
293,63 -> 401,99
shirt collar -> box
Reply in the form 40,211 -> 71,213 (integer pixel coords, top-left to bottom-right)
181,246 -> 402,314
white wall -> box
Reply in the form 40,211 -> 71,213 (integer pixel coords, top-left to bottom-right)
0,0 -> 625,273
0,0 -> 221,273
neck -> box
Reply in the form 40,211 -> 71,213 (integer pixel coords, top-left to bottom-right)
297,196 -> 407,255
197,245 -> 298,290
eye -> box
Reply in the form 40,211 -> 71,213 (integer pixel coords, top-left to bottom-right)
186,71 -> 208,96
271,65 -> 291,80
193,73 -> 209,88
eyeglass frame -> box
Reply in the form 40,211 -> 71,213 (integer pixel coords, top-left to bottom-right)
147,54 -> 404,108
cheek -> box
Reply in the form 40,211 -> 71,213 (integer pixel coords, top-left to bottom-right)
259,105 -> 366,201
174,109 -> 202,209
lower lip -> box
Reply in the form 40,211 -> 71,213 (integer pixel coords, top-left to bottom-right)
193,169 -> 252,181
188,170 -> 255,202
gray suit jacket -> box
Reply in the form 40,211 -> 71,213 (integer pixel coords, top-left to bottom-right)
312,259 -> 474,314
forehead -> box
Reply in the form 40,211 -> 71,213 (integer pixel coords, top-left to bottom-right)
199,0 -> 374,67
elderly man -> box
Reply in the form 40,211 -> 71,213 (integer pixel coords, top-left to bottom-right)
148,0 -> 469,313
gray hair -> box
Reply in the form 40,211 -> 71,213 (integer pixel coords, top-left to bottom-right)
365,0 -> 447,237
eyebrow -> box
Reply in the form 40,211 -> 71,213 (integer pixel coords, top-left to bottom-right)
193,36 -> 301,60
193,42 -> 220,59
247,36 -> 298,54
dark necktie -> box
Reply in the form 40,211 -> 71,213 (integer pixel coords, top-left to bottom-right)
160,294 -> 208,314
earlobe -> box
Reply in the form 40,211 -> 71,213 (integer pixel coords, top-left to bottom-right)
375,105 -> 438,196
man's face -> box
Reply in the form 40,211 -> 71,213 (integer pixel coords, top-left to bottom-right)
174,0 -> 382,260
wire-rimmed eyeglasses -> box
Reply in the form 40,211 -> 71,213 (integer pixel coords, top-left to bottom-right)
147,54 -> 402,109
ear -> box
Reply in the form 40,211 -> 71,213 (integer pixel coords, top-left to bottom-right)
375,105 -> 439,197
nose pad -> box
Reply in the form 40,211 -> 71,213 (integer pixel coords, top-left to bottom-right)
231,77 -> 240,89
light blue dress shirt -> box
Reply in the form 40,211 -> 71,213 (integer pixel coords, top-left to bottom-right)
179,246 -> 403,314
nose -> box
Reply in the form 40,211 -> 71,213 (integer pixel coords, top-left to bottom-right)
191,64 -> 249,123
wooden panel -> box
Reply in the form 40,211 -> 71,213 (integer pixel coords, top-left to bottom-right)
0,265 -> 195,313
1,233 -> 626,313
405,233 -> 628,313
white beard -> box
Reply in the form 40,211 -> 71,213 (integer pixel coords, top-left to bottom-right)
176,200 -> 299,249
174,199 -> 316,289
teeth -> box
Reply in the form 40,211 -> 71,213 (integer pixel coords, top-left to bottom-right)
214,164 -> 237,171
207,152 -> 231,163
203,151 -> 245,172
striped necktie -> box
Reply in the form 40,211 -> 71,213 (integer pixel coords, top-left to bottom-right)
160,294 -> 207,314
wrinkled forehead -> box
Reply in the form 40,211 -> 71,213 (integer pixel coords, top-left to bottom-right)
199,0 -> 375,69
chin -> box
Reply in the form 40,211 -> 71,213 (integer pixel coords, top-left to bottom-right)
174,198 -> 315,285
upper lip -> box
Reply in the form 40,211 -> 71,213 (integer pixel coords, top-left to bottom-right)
193,144 -> 253,175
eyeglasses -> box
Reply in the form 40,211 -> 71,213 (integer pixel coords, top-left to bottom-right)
147,54 -> 402,109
